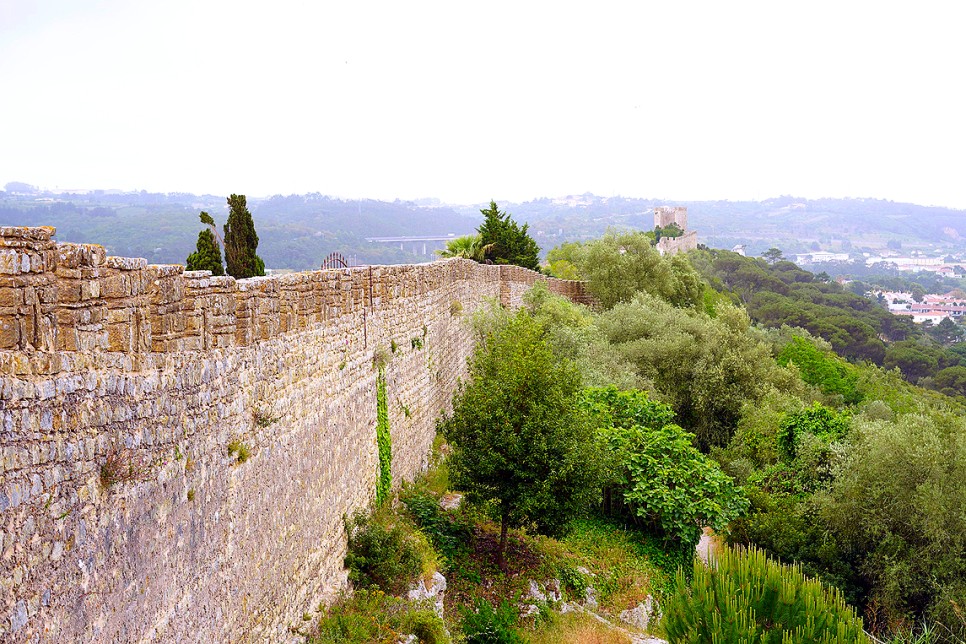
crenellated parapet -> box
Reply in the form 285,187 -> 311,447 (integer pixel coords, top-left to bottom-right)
0,225 -> 592,642
0,226 -> 591,360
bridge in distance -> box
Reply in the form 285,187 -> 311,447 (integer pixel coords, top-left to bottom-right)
365,234 -> 457,256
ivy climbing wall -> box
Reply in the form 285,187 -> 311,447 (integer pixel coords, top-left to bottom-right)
0,226 -> 591,642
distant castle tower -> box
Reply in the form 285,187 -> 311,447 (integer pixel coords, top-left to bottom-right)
654,205 -> 688,230
653,206 -> 698,256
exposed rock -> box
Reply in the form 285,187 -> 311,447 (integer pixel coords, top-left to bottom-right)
527,579 -> 546,602
619,595 -> 660,631
584,585 -> 598,610
696,526 -> 717,565
439,493 -> 463,511
560,601 -> 583,614
519,603 -> 541,618
546,578 -> 561,601
407,571 -> 447,618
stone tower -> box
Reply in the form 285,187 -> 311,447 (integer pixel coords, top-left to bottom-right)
654,206 -> 688,230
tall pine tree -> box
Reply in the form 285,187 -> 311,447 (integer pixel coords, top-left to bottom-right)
223,194 -> 265,278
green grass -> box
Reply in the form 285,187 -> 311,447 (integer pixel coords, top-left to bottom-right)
310,589 -> 449,644
527,611 -> 633,644
557,517 -> 686,613
227,440 -> 250,463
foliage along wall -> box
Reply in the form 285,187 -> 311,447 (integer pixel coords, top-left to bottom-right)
0,225 -> 590,642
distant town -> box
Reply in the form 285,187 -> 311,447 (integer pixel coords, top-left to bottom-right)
796,250 -> 966,277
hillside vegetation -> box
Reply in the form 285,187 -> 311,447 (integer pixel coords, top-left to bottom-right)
307,230 -> 965,643
691,249 -> 966,397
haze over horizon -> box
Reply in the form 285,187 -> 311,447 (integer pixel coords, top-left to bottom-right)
2,1 -> 965,210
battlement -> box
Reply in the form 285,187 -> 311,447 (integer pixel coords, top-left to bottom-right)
0,226 -> 591,641
654,205 -> 688,230
0,226 -> 591,358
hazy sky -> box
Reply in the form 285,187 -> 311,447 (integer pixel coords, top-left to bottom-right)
2,1 -> 964,208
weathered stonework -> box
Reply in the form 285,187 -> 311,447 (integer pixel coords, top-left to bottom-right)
0,226 -> 591,642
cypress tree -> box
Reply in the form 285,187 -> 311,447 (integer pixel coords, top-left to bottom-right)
223,194 -> 265,278
477,200 -> 540,271
185,227 -> 224,275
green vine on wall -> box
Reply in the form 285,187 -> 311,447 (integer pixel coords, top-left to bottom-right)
375,368 -> 392,503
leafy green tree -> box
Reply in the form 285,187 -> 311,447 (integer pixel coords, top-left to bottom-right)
596,293 -> 794,449
544,241 -> 584,279
928,316 -> 964,347
185,211 -> 225,275
562,230 -> 704,309
185,228 -> 225,275
584,387 -> 748,549
440,309 -> 600,570
223,194 -> 265,278
777,336 -> 862,404
523,283 -> 642,390
654,222 -> 684,241
776,403 -> 849,462
932,365 -> 966,397
476,201 -> 540,270
883,340 -> 948,382
825,411 -> 966,638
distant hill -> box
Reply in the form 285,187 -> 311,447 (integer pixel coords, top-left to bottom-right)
482,194 -> 966,257
0,191 -> 477,270
3,188 -> 963,268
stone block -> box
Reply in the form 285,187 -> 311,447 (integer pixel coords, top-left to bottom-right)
0,316 -> 19,348
105,256 -> 148,271
0,287 -> 21,307
55,243 -> 106,269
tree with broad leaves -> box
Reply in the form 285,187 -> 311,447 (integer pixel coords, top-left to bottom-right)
440,309 -> 599,571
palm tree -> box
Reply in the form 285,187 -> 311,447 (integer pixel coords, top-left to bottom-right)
436,234 -> 493,262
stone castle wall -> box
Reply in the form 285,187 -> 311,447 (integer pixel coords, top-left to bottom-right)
653,205 -> 688,230
656,229 -> 699,256
0,226 -> 592,642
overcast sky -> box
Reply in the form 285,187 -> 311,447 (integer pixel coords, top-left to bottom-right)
2,1 -> 964,209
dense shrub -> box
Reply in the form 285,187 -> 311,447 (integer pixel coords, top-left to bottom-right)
596,293 -> 796,449
600,421 -> 749,550
579,230 -> 705,309
728,491 -> 866,608
586,387 -> 748,549
662,545 -> 869,643
343,510 -> 423,595
311,589 -> 450,644
824,412 -> 966,639
777,336 -> 862,404
400,488 -> 473,566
